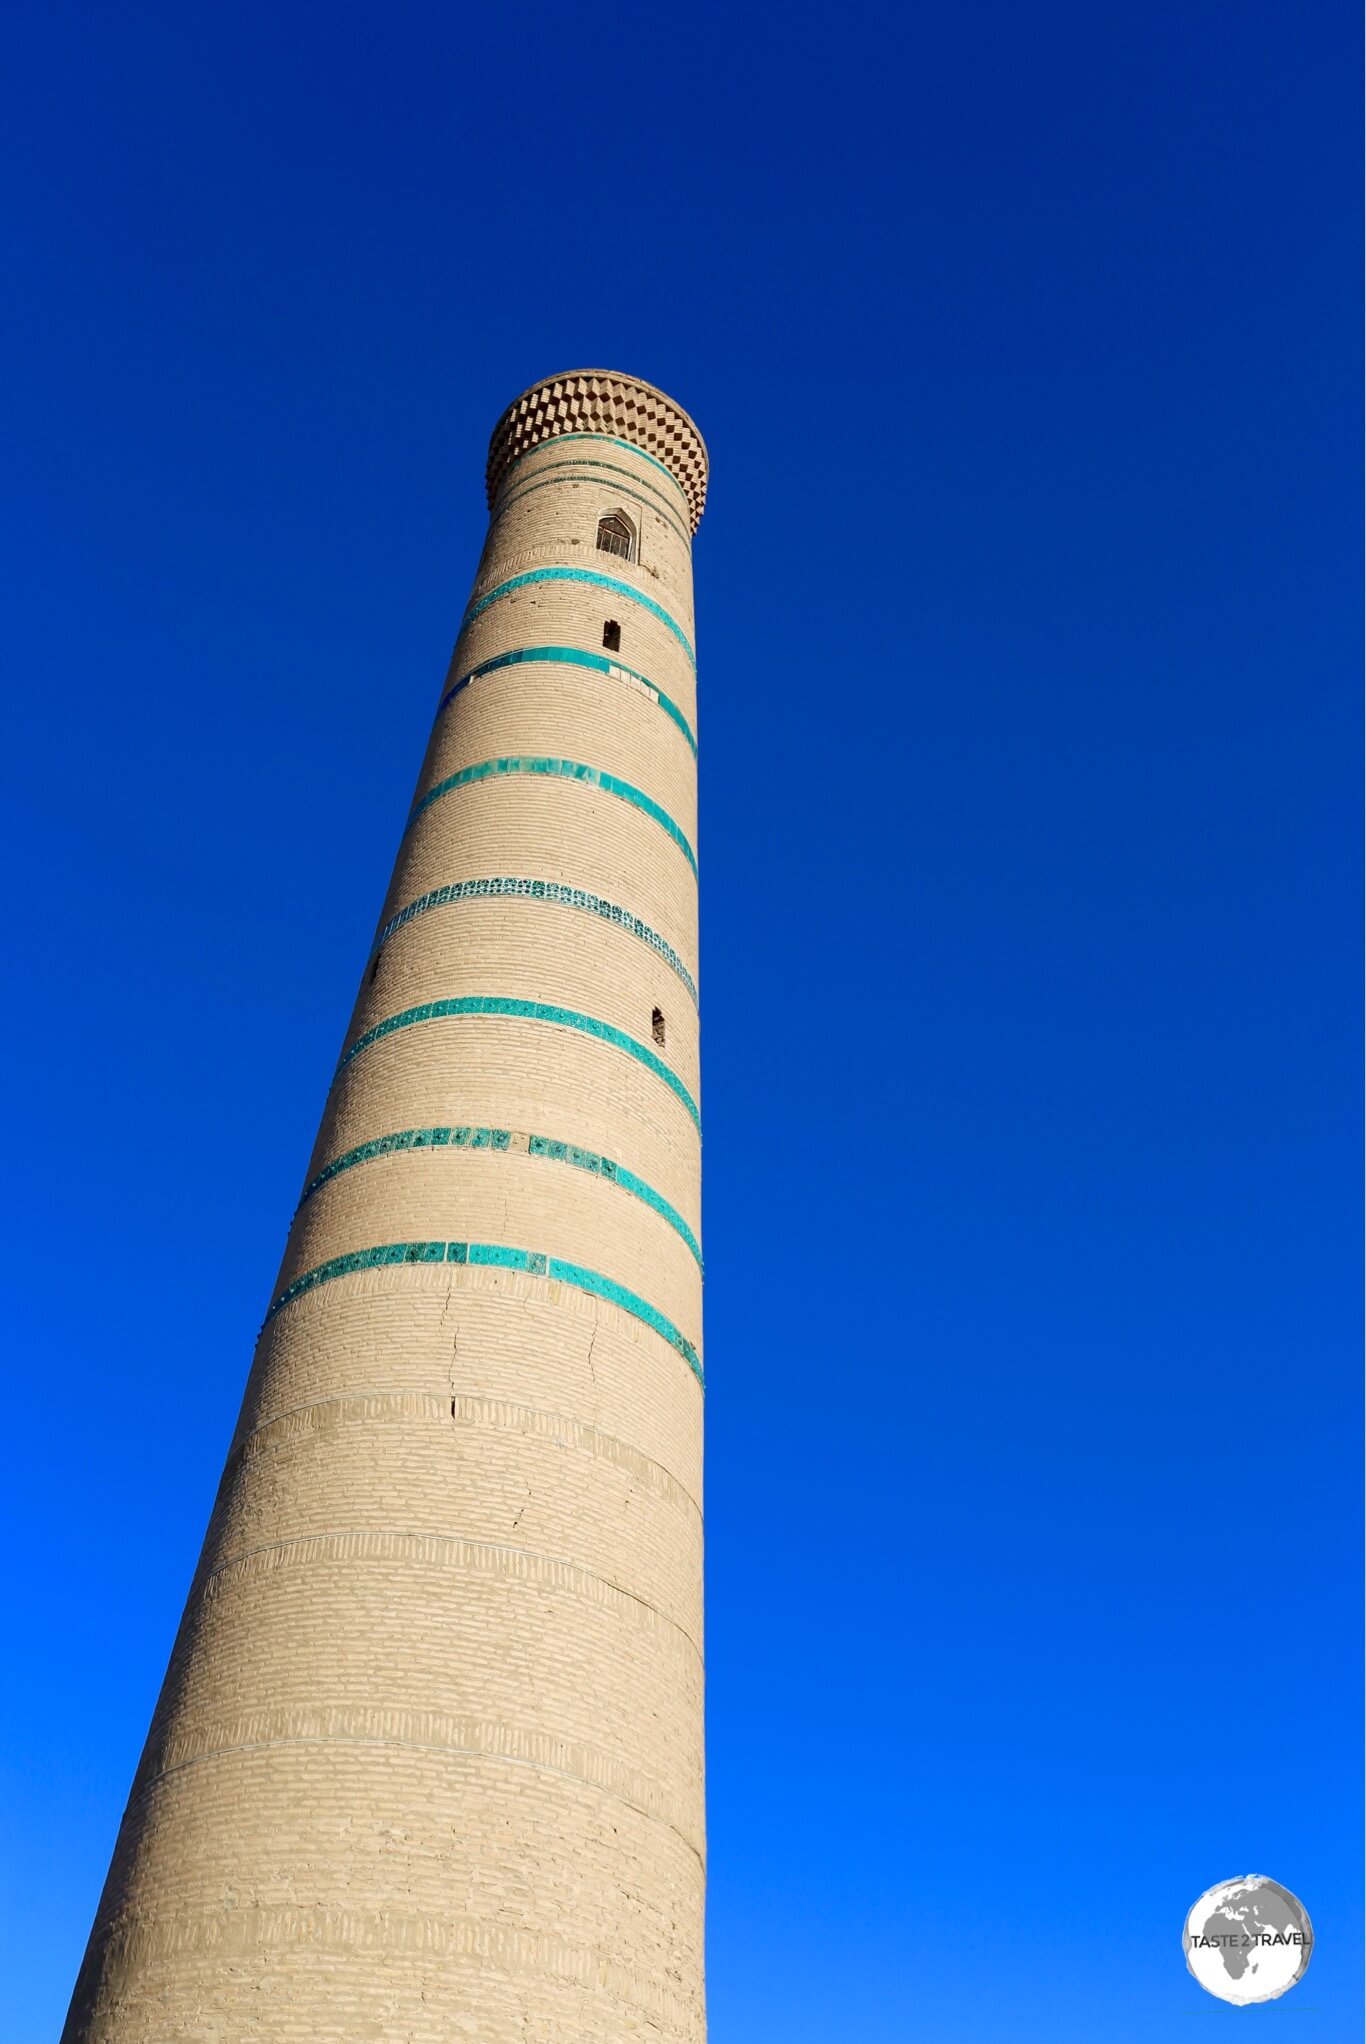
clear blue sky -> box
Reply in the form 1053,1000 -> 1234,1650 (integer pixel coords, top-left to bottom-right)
1,3 -> 1359,2035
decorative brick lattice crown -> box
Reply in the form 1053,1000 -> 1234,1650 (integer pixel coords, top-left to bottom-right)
487,370 -> 708,531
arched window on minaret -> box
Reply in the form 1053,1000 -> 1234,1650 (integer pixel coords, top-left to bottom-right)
596,510 -> 636,562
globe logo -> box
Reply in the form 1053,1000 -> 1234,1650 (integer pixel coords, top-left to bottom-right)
1183,1875 -> 1313,2005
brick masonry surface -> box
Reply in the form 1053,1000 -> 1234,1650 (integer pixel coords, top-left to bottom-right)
63,371 -> 708,2044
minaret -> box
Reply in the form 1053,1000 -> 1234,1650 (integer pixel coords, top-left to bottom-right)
65,371 -> 708,2043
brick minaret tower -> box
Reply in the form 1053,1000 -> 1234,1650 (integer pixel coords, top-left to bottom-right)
65,372 -> 708,2043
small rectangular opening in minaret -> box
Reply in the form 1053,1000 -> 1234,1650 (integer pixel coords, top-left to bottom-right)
652,1007 -> 666,1047
603,620 -> 621,652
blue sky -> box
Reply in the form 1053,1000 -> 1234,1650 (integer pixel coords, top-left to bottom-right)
1,2 -> 1359,2035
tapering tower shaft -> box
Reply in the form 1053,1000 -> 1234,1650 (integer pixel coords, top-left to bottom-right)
64,371 -> 708,2043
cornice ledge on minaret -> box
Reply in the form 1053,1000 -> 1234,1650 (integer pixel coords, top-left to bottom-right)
486,369 -> 708,531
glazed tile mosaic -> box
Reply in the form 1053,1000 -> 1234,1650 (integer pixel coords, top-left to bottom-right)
436,644 -> 697,756
460,569 -> 696,669
404,756 -> 697,876
369,877 -> 698,1005
297,1122 -> 703,1268
336,995 -> 702,1132
263,1238 -> 703,1386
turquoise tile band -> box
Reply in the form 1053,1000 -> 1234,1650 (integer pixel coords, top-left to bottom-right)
370,876 -> 698,1006
297,1122 -> 703,1269
336,995 -> 702,1133
499,431 -> 692,514
404,756 -> 697,877
263,1238 -> 703,1387
528,1135 -> 703,1268
300,1126 -> 510,1204
437,644 -> 697,756
492,461 -> 692,546
461,569 -> 695,670
548,1256 -> 702,1383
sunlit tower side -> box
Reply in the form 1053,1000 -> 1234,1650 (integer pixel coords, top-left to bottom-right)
64,369 -> 708,2043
